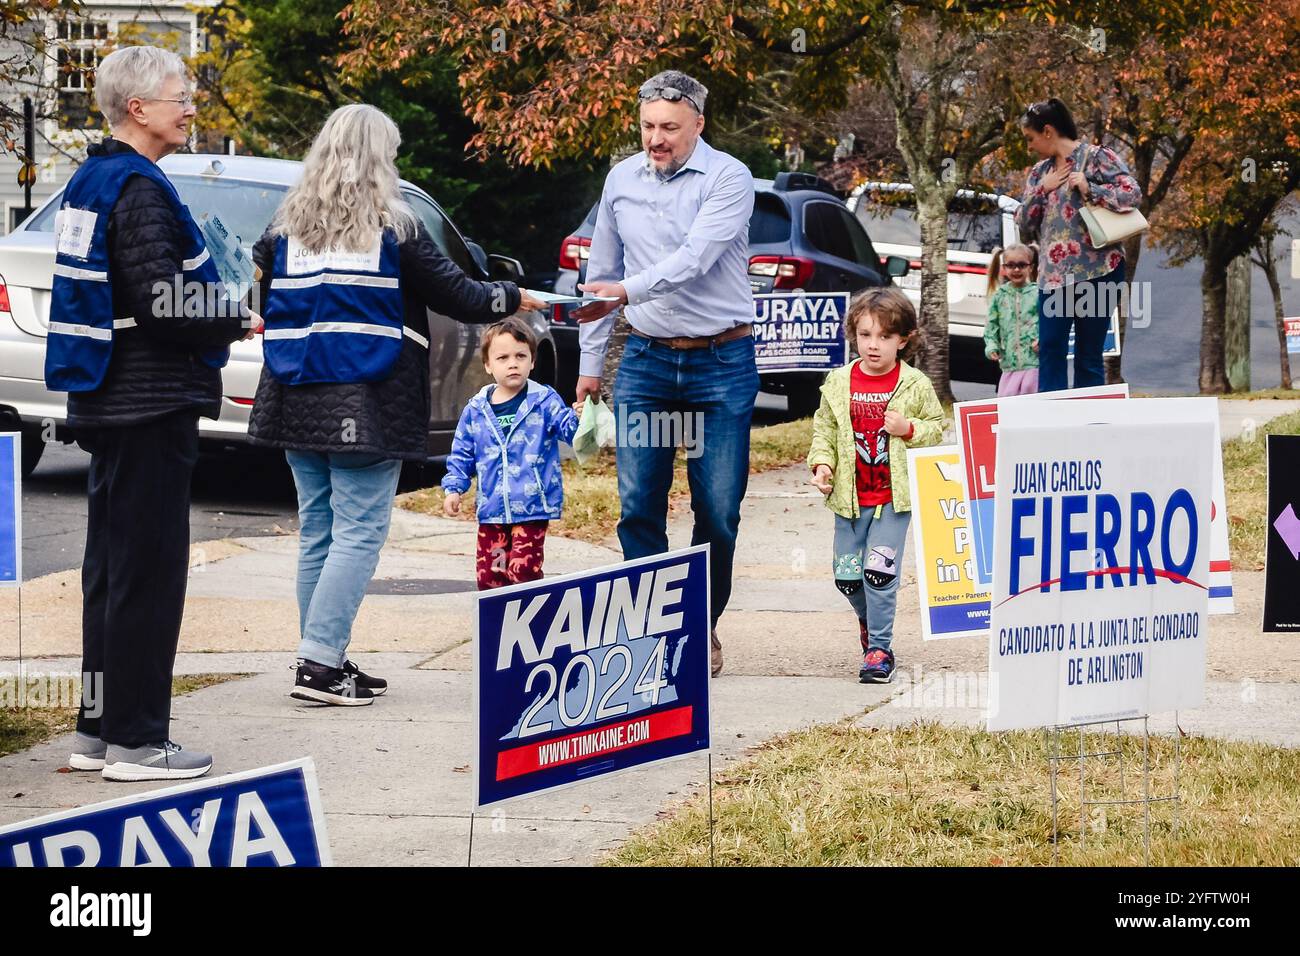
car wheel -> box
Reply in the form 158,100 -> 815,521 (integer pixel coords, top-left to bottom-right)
18,423 -> 45,477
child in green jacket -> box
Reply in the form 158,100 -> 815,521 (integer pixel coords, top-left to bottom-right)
983,243 -> 1040,396
807,287 -> 945,684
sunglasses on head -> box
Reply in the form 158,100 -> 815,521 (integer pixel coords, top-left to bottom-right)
638,82 -> 702,114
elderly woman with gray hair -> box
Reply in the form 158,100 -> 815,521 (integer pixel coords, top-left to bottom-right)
247,104 -> 543,706
44,46 -> 258,781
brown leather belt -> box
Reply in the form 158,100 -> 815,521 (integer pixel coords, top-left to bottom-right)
629,323 -> 752,350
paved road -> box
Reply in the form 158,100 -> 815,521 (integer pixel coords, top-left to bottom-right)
21,442 -> 301,580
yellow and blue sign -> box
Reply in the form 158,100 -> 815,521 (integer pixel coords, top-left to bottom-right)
907,446 -> 989,640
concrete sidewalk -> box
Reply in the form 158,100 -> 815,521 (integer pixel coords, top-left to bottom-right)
2,395 -> 1298,865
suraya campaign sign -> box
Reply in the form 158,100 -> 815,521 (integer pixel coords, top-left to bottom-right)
999,397 -> 1234,614
474,545 -> 711,809
0,758 -> 330,866
954,384 -> 1129,593
907,445 -> 989,640
752,292 -> 850,372
987,421 -> 1211,731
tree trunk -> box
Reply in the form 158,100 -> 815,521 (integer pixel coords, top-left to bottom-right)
1224,252 -> 1251,392
915,198 -> 954,404
1198,249 -> 1230,394
1104,235 -> 1143,385
1260,241 -> 1293,390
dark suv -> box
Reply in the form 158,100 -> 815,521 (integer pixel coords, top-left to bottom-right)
549,172 -> 907,415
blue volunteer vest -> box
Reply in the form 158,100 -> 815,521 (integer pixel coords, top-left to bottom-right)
261,231 -> 417,385
44,151 -> 231,392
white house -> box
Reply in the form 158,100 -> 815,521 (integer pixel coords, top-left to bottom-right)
0,0 -> 216,233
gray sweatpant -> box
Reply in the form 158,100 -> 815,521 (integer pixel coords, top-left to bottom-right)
832,503 -> 911,652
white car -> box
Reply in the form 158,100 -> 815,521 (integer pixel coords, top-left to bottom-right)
847,181 -> 1021,383
0,153 -> 555,475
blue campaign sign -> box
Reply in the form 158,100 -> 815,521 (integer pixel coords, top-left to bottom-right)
752,292 -> 850,372
475,545 -> 711,809
0,432 -> 21,586
0,758 -> 331,867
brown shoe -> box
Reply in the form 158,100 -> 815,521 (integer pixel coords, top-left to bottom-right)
710,628 -> 723,678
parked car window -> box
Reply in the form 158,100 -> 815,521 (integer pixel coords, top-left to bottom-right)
24,176 -> 287,253
405,191 -> 475,274
750,192 -> 792,244
803,201 -> 857,262
856,191 -> 1005,254
838,206 -> 881,269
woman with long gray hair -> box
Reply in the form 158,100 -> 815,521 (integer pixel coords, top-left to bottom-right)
248,104 -> 544,705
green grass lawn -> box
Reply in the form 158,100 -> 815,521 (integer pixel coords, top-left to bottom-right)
610,722 -> 1300,866
1222,409 -> 1300,570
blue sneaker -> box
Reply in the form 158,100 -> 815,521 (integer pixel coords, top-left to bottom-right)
859,648 -> 896,684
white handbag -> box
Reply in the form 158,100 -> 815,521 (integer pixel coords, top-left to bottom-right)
1079,145 -> 1148,247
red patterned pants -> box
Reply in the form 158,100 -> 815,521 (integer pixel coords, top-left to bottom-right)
476,521 -> 548,590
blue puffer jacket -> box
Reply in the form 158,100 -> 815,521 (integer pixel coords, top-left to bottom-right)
442,379 -> 579,524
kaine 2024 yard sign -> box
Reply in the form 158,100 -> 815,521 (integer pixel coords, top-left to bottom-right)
987,421 -> 1211,731
474,546 -> 711,809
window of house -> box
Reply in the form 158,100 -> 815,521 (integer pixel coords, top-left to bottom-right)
55,19 -> 109,130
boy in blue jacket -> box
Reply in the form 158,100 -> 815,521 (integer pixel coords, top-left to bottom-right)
443,317 -> 579,589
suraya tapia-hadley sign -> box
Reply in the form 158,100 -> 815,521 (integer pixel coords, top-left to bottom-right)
0,758 -> 330,867
474,545 -> 711,809
987,421 -> 1211,731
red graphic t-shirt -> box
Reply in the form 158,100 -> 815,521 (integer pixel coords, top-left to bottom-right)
850,361 -> 901,506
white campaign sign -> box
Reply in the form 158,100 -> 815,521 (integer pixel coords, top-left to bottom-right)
987,421 -> 1211,731
998,397 -> 1234,613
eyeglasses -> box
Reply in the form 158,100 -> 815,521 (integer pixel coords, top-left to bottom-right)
1004,260 -> 1032,268
638,82 -> 702,114
144,96 -> 195,108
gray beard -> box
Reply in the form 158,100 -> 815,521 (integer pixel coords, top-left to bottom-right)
655,157 -> 686,180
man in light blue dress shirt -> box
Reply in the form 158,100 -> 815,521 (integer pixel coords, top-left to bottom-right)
573,70 -> 758,677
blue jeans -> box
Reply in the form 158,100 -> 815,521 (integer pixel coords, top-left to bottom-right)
285,450 -> 403,668
833,506 -> 911,652
1038,263 -> 1125,392
613,333 -> 760,626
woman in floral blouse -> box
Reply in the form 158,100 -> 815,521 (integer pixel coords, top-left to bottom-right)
1014,98 -> 1141,391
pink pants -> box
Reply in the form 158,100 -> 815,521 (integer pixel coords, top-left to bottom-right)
997,368 -> 1039,396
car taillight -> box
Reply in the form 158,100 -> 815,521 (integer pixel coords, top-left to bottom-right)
948,263 -> 987,275
0,275 -> 10,314
558,235 -> 591,271
551,303 -> 565,325
229,397 -> 255,406
748,255 -> 815,290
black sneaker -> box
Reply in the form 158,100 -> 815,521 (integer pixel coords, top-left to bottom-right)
291,659 -> 374,706
342,659 -> 387,696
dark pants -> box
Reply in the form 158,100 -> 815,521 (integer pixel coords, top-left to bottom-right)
1037,263 -> 1125,392
613,333 -> 760,626
75,411 -> 199,747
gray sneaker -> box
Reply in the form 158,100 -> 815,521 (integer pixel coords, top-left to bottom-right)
68,732 -> 107,771
101,740 -> 213,782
